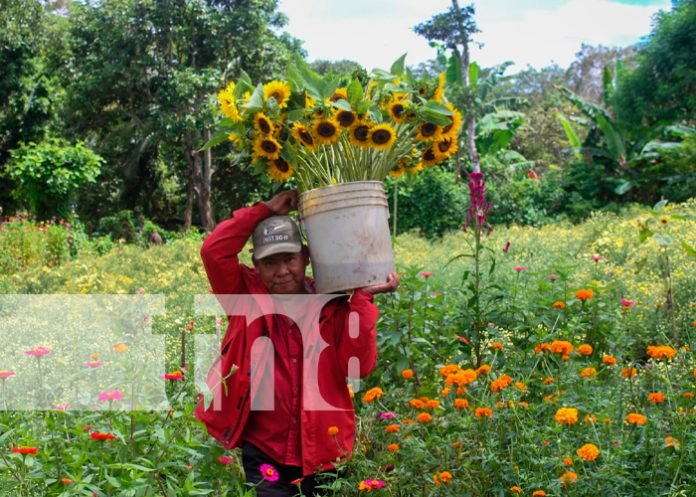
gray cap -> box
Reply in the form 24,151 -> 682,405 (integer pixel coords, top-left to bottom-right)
252,216 -> 302,260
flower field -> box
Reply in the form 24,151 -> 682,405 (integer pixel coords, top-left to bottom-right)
1,200 -> 695,496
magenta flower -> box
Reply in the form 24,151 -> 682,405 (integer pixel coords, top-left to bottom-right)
54,403 -> 70,411
419,271 -> 433,278
514,266 -> 526,272
163,371 -> 184,381
503,241 -> 510,253
0,370 -> 16,379
591,255 -> 605,262
380,412 -> 396,420
83,361 -> 103,368
464,172 -> 492,235
217,455 -> 233,465
620,299 -> 636,307
25,346 -> 51,357
98,390 -> 123,402
360,479 -> 387,490
260,463 -> 280,482
290,477 -> 305,485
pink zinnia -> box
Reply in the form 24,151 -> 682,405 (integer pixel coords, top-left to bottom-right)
83,361 -> 103,368
380,412 -> 396,420
135,288 -> 145,295
260,463 -> 280,482
54,404 -> 69,411
98,390 -> 123,402
592,255 -> 605,262
217,455 -> 233,464
25,346 -> 51,357
514,266 -> 526,272
548,274 -> 559,281
90,432 -> 116,441
163,371 -> 184,381
0,370 -> 16,379
620,299 -> 636,307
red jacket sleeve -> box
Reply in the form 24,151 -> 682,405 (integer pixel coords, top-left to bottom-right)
200,203 -> 274,295
333,289 -> 379,378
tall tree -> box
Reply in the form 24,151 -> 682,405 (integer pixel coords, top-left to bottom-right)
414,1 -> 481,173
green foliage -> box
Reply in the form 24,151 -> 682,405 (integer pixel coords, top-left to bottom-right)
386,167 -> 467,239
96,210 -> 172,246
5,139 -> 103,219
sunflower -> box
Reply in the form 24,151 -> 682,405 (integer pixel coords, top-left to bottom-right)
416,121 -> 442,142
304,94 -> 317,109
368,124 -> 396,150
329,88 -> 348,102
349,121 -> 372,148
437,103 -> 463,141
268,157 -> 294,181
312,118 -> 341,145
217,84 -> 241,121
388,164 -> 405,178
291,122 -> 317,152
433,73 -> 446,102
254,112 -> 274,135
421,146 -> 439,168
433,137 -> 459,160
388,100 -> 410,123
334,109 -> 357,128
253,135 -> 282,160
263,80 -> 291,109
227,132 -> 242,149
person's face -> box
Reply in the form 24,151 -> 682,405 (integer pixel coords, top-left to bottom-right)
253,250 -> 309,294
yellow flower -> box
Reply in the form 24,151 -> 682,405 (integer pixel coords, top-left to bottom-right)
368,124 -> 396,150
329,87 -> 348,102
576,443 -> 600,461
555,407 -> 578,425
334,109 -> 357,128
291,122 -> 317,152
659,215 -> 668,224
267,157 -> 294,182
312,118 -> 341,146
438,102 -> 463,140
362,387 -> 383,403
217,83 -> 241,121
263,80 -> 291,109
433,73 -> 446,102
253,112 -> 274,135
112,342 -> 128,353
416,121 -> 442,142
420,146 -> 439,168
388,100 -> 411,123
253,136 -> 282,161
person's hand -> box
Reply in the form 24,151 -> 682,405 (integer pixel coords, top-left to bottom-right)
358,272 -> 400,295
264,189 -> 298,215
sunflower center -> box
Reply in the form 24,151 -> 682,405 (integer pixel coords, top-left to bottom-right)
337,111 -> 355,127
317,122 -> 337,137
438,140 -> 452,153
270,92 -> 282,102
424,148 -> 436,161
258,118 -> 272,134
274,158 -> 289,172
421,122 -> 437,137
353,125 -> 369,142
261,140 -> 278,153
299,130 -> 314,145
372,129 -> 392,145
392,104 -> 405,117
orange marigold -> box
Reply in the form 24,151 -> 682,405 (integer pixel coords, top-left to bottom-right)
665,436 -> 680,448
552,301 -> 566,309
646,345 -> 676,360
426,399 -> 440,409
327,426 -> 339,436
491,342 -> 504,350
532,491 -> 547,497
417,412 -> 432,423
543,376 -> 554,385
555,407 -> 579,425
626,412 -> 647,425
575,289 -> 594,301
576,443 -> 600,461
439,364 -> 461,377
476,364 -> 491,375
563,456 -> 573,466
445,368 -> 477,386
549,340 -> 574,355
602,355 -> 617,365
648,392 -> 666,404
387,443 -> 399,452
510,486 -> 523,494
401,369 -> 414,379
621,367 -> 637,378
560,471 -> 578,487
385,424 -> 400,433
577,344 -> 593,356
683,392 -> 694,399
580,367 -> 597,378
362,387 -> 383,403
439,471 -> 453,483
454,398 -> 469,409
409,399 -> 424,409
440,388 -> 451,397
475,407 -> 493,418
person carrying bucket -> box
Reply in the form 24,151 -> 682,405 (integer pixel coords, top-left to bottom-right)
195,189 -> 399,497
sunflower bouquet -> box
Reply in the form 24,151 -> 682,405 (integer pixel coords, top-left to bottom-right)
208,55 -> 462,192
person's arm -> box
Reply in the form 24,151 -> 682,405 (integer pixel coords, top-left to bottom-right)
200,190 -> 298,295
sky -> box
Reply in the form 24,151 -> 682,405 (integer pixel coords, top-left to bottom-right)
276,0 -> 672,73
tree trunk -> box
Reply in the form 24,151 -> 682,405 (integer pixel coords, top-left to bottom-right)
198,130 -> 215,230
183,155 -> 194,232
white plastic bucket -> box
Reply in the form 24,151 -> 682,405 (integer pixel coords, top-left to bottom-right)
298,181 -> 395,294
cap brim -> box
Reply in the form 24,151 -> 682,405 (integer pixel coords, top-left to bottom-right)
253,242 -> 302,260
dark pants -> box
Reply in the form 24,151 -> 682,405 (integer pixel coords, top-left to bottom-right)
242,442 -> 332,497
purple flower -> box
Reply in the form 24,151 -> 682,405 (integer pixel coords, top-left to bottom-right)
503,241 -> 510,253
620,299 -> 636,307
260,463 -> 279,482
466,172 -> 492,236
380,412 -> 396,420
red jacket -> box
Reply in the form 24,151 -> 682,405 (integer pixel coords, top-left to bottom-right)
194,203 -> 379,475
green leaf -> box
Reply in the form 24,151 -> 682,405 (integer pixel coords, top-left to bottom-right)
468,62 -> 479,87
331,99 -> 351,111
390,53 -> 407,76
638,228 -> 653,243
614,180 -> 635,195
244,84 -> 265,113
653,199 -> 668,212
653,233 -> 672,247
681,242 -> 696,260
368,105 -> 383,123
556,113 -> 582,158
347,78 -> 363,107
446,53 -> 462,86
596,113 -> 625,161
198,130 -> 230,151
